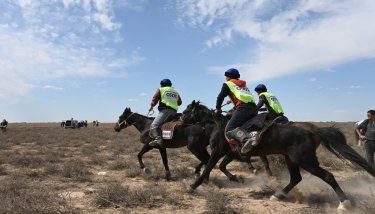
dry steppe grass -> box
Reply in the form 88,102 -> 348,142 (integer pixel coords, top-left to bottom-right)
0,122 -> 374,214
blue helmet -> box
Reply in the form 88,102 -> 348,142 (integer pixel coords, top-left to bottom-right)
224,68 -> 240,79
255,84 -> 267,92
160,78 -> 172,87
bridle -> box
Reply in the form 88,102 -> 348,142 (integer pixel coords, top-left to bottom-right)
116,112 -> 136,128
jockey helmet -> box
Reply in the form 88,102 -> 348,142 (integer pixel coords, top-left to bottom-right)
160,78 -> 172,87
224,68 -> 240,79
255,84 -> 267,92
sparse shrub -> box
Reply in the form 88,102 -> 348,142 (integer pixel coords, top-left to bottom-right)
61,159 -> 92,181
109,158 -> 126,170
204,190 -> 238,214
81,145 -> 97,156
95,181 -> 130,208
44,163 -> 61,175
124,167 -> 143,178
172,166 -> 193,179
0,165 -> 7,176
95,182 -> 175,209
0,176 -> 80,214
11,154 -> 45,168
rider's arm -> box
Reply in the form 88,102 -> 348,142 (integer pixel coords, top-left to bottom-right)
216,83 -> 230,110
149,89 -> 160,111
256,95 -> 266,110
357,119 -> 368,139
177,95 -> 182,106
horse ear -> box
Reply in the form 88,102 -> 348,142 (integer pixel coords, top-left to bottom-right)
192,100 -> 196,105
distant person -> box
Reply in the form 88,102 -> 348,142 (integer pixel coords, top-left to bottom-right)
354,119 -> 366,146
1,119 -> 7,126
254,84 -> 288,124
356,110 -> 375,166
148,79 -> 182,147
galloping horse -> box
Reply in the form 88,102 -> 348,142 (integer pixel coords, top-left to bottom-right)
114,107 -> 214,180
181,101 -> 375,211
114,107 -> 266,181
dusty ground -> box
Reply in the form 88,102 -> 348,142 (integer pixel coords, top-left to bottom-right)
0,122 -> 374,214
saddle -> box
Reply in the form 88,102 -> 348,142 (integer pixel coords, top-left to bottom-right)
225,113 -> 273,145
160,117 -> 182,140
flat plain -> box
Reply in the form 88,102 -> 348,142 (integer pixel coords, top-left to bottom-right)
0,122 -> 374,214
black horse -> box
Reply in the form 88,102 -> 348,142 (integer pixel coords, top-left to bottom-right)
113,107 -> 266,181
181,101 -> 375,211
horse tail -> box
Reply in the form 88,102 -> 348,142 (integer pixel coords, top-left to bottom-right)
314,127 -> 375,177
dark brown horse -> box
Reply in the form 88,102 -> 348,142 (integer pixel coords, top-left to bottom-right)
182,101 -> 375,211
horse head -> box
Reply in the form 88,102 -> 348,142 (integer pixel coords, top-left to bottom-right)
114,107 -> 135,132
181,100 -> 215,125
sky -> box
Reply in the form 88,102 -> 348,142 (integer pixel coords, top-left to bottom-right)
0,0 -> 374,122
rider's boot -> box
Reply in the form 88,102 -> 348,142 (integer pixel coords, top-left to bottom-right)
149,128 -> 164,147
226,127 -> 249,143
241,131 -> 259,154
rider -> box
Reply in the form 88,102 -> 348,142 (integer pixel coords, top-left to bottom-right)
148,79 -> 182,147
214,68 -> 258,154
254,84 -> 288,123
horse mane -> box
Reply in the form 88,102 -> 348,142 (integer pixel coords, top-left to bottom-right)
194,101 -> 227,127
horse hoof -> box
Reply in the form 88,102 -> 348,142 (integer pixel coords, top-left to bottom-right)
203,178 -> 209,184
229,175 -> 239,182
194,173 -> 200,179
271,191 -> 288,201
143,167 -> 151,174
165,172 -> 171,181
337,200 -> 352,212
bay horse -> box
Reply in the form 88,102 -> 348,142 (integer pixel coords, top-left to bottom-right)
113,107 -> 268,181
181,101 -> 375,211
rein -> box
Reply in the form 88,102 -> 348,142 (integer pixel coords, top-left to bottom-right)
117,112 -> 137,127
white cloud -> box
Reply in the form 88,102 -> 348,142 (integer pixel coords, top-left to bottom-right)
177,0 -> 375,82
349,85 -> 361,89
139,92 -> 148,96
309,77 -> 317,82
43,85 -> 64,90
0,1 -> 145,103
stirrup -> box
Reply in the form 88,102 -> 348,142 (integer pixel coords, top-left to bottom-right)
241,131 -> 259,154
241,140 -> 253,154
149,137 -> 164,147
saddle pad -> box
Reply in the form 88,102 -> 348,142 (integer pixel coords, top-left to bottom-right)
161,121 -> 182,140
241,113 -> 268,132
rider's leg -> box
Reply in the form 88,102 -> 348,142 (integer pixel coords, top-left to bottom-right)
149,108 -> 176,147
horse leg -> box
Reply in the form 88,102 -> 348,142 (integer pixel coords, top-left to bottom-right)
300,158 -> 351,211
159,148 -> 171,181
194,162 -> 205,179
260,155 -> 272,176
245,156 -> 257,174
138,144 -> 153,170
190,147 -> 223,190
271,156 -> 301,201
219,155 -> 242,182
187,137 -> 210,178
